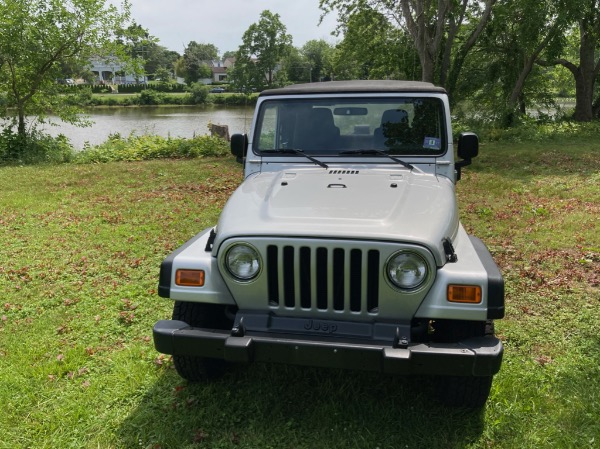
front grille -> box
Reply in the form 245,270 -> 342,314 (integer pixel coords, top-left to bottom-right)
266,244 -> 380,314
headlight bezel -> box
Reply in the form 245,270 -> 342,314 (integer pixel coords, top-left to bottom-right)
223,242 -> 262,282
385,250 -> 430,292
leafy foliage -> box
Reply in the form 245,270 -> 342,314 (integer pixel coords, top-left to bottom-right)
331,7 -> 418,80
231,10 -> 293,90
74,134 -> 230,163
137,89 -> 166,106
187,83 -> 210,104
318,0 -> 600,124
0,127 -> 74,165
181,41 -> 218,84
0,0 -> 136,145
301,39 -> 336,82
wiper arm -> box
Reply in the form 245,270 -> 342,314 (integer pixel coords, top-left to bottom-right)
260,148 -> 328,169
338,149 -> 414,170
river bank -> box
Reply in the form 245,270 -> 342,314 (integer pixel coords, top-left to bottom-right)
7,105 -> 255,150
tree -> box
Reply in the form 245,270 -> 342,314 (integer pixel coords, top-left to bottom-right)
129,39 -> 180,79
301,40 -> 335,82
154,66 -> 173,83
181,42 -> 219,84
320,0 -> 496,95
234,10 -> 293,89
0,0 -> 133,147
469,0 -> 568,125
145,46 -> 180,79
330,7 -> 417,80
538,0 -> 600,121
282,47 -> 311,83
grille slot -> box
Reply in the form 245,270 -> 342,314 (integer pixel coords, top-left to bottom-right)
266,244 -> 379,314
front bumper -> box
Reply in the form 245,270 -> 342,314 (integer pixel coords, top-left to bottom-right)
153,319 -> 503,377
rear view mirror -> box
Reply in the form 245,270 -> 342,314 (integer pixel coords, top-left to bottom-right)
333,107 -> 368,116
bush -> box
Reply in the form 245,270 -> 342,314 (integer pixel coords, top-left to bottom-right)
151,82 -> 187,93
117,83 -> 150,94
74,133 -> 230,163
453,115 -> 600,143
137,89 -> 166,105
211,92 -> 258,106
187,83 -> 210,105
0,127 -> 75,165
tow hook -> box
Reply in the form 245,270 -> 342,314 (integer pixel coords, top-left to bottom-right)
393,327 -> 409,349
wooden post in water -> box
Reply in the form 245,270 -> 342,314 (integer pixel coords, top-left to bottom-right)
209,124 -> 230,141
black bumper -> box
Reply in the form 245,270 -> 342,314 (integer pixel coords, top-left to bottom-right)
153,320 -> 503,377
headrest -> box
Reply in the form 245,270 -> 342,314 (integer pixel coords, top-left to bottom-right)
381,109 -> 409,125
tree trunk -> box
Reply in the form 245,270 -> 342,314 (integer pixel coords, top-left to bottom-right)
571,22 -> 598,121
420,54 -> 435,83
573,72 -> 594,121
17,108 -> 26,139
399,0 -> 446,84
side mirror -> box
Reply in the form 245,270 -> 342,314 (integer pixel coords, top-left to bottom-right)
455,132 -> 479,181
457,132 -> 479,160
230,133 -> 248,164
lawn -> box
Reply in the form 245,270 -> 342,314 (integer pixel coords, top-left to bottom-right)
0,138 -> 598,448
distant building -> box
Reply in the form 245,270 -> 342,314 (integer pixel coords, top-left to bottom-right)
89,57 -> 147,84
206,58 -> 236,83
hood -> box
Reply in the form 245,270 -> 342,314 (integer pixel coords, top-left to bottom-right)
214,168 -> 459,266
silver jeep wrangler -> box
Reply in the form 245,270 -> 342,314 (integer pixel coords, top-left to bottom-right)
153,81 -> 504,408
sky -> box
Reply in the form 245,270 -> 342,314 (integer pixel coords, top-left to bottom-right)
124,0 -> 340,56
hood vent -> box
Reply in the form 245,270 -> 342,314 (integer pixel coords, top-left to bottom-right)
329,170 -> 359,175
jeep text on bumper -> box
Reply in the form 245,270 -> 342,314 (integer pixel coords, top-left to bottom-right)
153,80 -> 505,408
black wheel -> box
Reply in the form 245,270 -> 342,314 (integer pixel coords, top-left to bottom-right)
435,375 -> 493,408
171,301 -> 233,382
432,319 -> 496,408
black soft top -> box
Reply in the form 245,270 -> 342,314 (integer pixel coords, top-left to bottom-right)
259,80 -> 447,97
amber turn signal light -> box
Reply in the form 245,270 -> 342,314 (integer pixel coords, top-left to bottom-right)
447,285 -> 482,303
176,269 -> 205,287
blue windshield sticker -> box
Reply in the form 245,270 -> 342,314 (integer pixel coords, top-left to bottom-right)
423,137 -> 441,150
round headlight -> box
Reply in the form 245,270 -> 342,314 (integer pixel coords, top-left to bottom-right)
225,244 -> 261,281
387,252 -> 428,290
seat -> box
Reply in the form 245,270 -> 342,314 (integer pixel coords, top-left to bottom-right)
297,108 -> 340,151
374,108 -> 413,149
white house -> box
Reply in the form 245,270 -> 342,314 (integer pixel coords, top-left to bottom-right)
89,57 -> 147,84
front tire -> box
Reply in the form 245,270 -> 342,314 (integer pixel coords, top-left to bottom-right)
433,319 -> 496,408
171,301 -> 232,382
435,375 -> 493,408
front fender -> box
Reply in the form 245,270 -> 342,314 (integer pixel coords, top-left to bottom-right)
415,226 -> 504,321
158,227 -> 235,305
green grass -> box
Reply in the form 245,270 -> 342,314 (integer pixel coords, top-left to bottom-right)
0,136 -> 598,448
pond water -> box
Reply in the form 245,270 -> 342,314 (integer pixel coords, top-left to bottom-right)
37,105 -> 255,149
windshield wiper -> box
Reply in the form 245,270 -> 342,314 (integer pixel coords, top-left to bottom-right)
260,148 -> 328,169
338,149 -> 414,170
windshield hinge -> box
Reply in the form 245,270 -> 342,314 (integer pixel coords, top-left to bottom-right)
205,228 -> 217,252
442,238 -> 458,263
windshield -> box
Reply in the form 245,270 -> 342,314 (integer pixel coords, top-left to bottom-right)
253,97 -> 447,156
